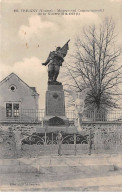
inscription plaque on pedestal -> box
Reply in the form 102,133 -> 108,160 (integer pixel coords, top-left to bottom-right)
45,84 -> 65,116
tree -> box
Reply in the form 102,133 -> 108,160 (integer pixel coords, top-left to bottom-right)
63,18 -> 122,115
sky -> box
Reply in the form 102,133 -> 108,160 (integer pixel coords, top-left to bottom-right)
0,0 -> 122,109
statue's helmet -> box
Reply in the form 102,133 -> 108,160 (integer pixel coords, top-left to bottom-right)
56,46 -> 61,51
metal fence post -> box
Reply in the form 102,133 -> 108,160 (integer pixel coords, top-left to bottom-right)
74,134 -> 76,155
52,132 -> 53,144
88,129 -> 92,155
93,109 -> 96,121
44,131 -> 47,145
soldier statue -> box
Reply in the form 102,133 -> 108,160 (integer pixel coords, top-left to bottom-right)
42,40 -> 70,85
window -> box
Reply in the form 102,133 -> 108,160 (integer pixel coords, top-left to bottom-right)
6,103 -> 20,118
6,103 -> 12,117
13,104 -> 19,117
9,85 -> 17,92
11,86 -> 15,91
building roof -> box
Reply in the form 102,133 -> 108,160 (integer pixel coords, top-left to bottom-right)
0,73 -> 39,95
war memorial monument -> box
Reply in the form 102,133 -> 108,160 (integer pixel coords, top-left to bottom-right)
41,40 -> 76,132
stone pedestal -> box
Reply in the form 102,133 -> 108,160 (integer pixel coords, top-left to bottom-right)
43,84 -> 69,126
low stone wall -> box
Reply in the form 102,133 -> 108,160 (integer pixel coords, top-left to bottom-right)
0,123 -> 41,155
0,123 -> 41,135
0,122 -> 122,158
0,121 -> 122,134
81,121 -> 122,131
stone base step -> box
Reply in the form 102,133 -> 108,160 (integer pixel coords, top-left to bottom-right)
0,154 -> 122,166
0,164 -> 115,174
0,155 -> 122,173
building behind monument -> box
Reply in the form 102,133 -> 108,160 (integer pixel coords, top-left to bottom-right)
0,73 -> 39,122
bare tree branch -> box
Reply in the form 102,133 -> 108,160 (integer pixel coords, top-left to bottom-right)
63,18 -> 122,113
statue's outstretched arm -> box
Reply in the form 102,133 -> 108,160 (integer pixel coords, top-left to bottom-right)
42,58 -> 50,66
42,52 -> 52,66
